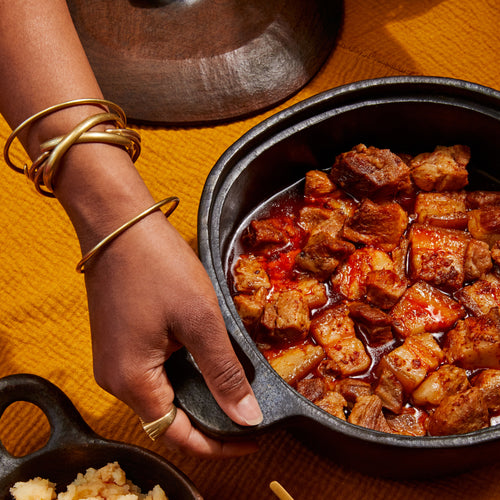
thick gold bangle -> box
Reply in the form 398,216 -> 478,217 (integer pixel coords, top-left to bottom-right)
76,196 -> 180,273
3,98 -> 140,197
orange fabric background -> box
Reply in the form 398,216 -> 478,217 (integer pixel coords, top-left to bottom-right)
1,1 -> 499,499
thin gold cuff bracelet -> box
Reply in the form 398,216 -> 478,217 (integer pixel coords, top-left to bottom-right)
76,196 -> 180,273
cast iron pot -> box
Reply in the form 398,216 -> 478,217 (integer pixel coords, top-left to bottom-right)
166,76 -> 500,479
0,374 -> 202,500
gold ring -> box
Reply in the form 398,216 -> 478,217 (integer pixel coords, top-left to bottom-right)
140,405 -> 178,441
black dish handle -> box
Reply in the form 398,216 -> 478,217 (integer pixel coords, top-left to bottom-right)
166,338 -> 304,438
0,374 -> 98,477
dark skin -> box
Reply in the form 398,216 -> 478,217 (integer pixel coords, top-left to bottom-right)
0,0 -> 262,457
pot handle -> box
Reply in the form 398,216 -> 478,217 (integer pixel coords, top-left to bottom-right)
0,374 -> 97,476
166,341 -> 301,438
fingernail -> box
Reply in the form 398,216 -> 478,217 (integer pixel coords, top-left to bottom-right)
236,394 -> 263,426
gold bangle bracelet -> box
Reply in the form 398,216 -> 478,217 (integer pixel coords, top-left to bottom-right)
3,98 -> 140,197
4,98 -> 126,173
76,196 -> 180,274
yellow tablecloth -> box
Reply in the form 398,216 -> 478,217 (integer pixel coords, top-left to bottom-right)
1,1 -> 499,499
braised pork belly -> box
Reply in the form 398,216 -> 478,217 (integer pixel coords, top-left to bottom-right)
230,144 -> 500,436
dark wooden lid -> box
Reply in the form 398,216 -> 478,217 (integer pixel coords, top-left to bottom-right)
67,0 -> 343,124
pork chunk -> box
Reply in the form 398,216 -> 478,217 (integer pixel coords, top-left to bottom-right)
365,269 -> 407,310
466,191 -> 500,209
464,239 -> 493,281
444,307 -> 500,369
427,388 -> 489,436
411,364 -> 470,407
410,145 -> 470,192
298,206 -> 333,233
348,395 -> 393,433
472,369 -> 500,412
468,207 -> 500,248
233,255 -> 270,293
267,343 -> 325,385
342,199 -> 408,251
295,278 -> 328,310
261,289 -> 311,341
315,391 -> 348,420
329,144 -> 412,200
242,217 -> 300,253
409,224 -> 470,291
414,191 -> 468,230
310,305 -> 371,376
391,281 -> 465,338
332,378 -> 373,405
374,367 -> 404,414
348,301 -> 394,345
455,274 -> 500,315
233,287 -> 267,326
379,333 -> 445,393
492,241 -> 500,266
296,377 -> 327,401
295,231 -> 355,280
386,408 -> 428,436
304,169 -> 338,198
332,248 -> 395,300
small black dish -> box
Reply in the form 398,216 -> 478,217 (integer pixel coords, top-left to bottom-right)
166,76 -> 500,479
0,374 -> 203,500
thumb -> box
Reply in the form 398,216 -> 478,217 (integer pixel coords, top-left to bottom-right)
187,334 -> 263,427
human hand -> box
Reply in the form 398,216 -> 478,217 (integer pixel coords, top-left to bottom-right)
82,208 -> 263,458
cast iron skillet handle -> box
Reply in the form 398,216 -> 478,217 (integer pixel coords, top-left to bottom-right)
166,340 -> 301,439
0,373 -> 97,476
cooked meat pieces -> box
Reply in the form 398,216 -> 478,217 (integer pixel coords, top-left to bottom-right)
365,269 -> 407,310
242,217 -> 301,253
466,190 -> 500,209
295,231 -> 355,280
261,289 -> 311,341
314,391 -> 348,420
231,143 -> 500,437
414,190 -> 468,230
332,247 -> 395,301
329,144 -> 412,200
233,287 -> 267,326
427,388 -> 489,436
468,206 -> 500,247
374,367 -> 404,414
309,304 -> 371,376
409,224 -> 470,292
332,378 -> 373,404
233,255 -> 270,293
455,274 -> 500,315
304,169 -> 338,198
267,343 -> 325,385
378,333 -> 444,393
464,239 -> 493,281
411,364 -> 470,407
342,199 -> 408,251
348,395 -> 393,433
472,369 -> 500,413
390,281 -> 465,338
386,409 -> 428,436
444,307 -> 500,369
348,301 -> 394,345
410,145 -> 470,192
296,377 -> 327,402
